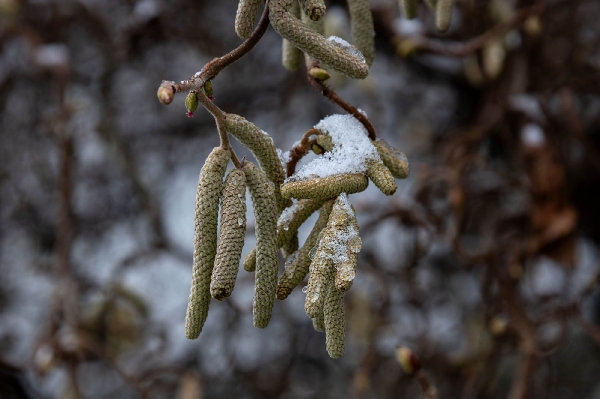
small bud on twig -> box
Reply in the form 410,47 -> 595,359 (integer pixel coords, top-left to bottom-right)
157,82 -> 175,105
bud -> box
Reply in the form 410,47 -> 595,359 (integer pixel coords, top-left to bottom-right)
281,173 -> 369,200
185,92 -> 198,117
311,143 -> 324,154
395,346 -> 422,375
157,82 -> 174,105
203,80 -> 214,100
309,67 -> 331,81
315,132 -> 334,151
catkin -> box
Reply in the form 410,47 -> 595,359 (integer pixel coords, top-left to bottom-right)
335,205 -> 361,292
225,114 -> 286,212
301,5 -> 325,68
423,0 -> 437,12
324,281 -> 346,358
277,199 -> 334,300
299,0 -> 326,21
372,139 -> 409,179
281,173 -> 369,200
269,0 -> 369,79
210,168 -> 247,301
312,311 -> 326,332
348,0 -> 375,66
366,159 -> 397,196
185,147 -> 231,339
400,0 -> 419,19
243,247 -> 257,272
243,162 -> 279,329
436,0 -> 454,32
278,198 -> 327,247
282,0 -> 303,71
235,0 -> 262,39
281,232 -> 299,258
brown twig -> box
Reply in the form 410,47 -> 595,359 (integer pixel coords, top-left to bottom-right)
415,370 -> 438,399
285,128 -> 322,177
306,73 -> 377,140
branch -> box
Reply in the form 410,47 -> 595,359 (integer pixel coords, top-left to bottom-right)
285,128 -> 321,177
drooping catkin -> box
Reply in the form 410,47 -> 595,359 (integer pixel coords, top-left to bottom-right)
281,232 -> 299,258
225,114 -> 286,212
436,0 -> 454,32
312,311 -> 326,332
235,0 -> 262,39
372,139 -> 410,179
185,147 -> 231,339
348,0 -> 375,66
278,198 -> 327,247
301,5 -> 325,67
277,199 -> 334,300
299,0 -> 326,21
282,0 -> 302,71
210,168 -> 247,301
335,204 -> 361,292
324,281 -> 346,358
366,159 -> 397,196
281,173 -> 369,200
243,247 -> 257,272
400,0 -> 419,19
304,197 -> 348,318
269,0 -> 369,79
243,162 -> 279,329
423,0 -> 437,12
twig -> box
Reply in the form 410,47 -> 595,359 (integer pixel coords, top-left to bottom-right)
306,72 -> 377,140
415,370 -> 438,399
285,128 -> 322,177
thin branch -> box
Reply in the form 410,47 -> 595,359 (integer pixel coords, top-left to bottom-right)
415,370 -> 438,399
306,73 -> 377,140
285,128 -> 322,177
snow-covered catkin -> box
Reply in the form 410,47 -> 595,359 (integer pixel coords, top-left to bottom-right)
366,159 -> 397,196
235,0 -> 262,39
372,139 -> 410,179
299,0 -> 326,21
225,114 -> 285,212
348,0 -> 375,66
210,168 -> 247,301
324,282 -> 346,358
185,147 -> 231,339
278,198 -> 327,247
436,0 -> 454,32
269,0 -> 369,79
282,0 -> 303,71
277,199 -> 334,300
281,173 -> 369,200
243,162 -> 279,329
335,205 -> 361,292
400,0 -> 419,19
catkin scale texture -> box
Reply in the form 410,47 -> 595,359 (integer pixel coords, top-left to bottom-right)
372,139 -> 410,179
324,282 -> 346,358
243,247 -> 257,272
243,162 -> 279,329
210,168 -> 247,301
299,0 -> 326,21
436,0 -> 454,32
348,0 -> 375,66
270,0 -> 369,79
235,0 -> 262,39
282,0 -> 303,71
281,173 -> 368,200
366,159 -> 397,196
278,198 -> 326,247
277,199 -> 334,300
185,147 -> 231,339
225,114 -> 285,212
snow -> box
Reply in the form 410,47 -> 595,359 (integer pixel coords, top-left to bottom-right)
286,114 -> 380,182
327,36 -> 366,63
277,199 -> 299,230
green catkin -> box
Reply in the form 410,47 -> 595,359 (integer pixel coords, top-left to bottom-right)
366,159 -> 397,196
348,0 -> 375,66
400,0 -> 419,19
185,147 -> 231,339
281,173 -> 369,200
243,248 -> 257,272
324,281 -> 346,358
301,5 -> 325,68
235,0 -> 262,39
278,198 -> 327,247
281,232 -> 299,258
277,199 -> 334,300
282,0 -> 303,71
436,0 -> 454,32
243,162 -> 279,329
210,168 -> 247,301
299,0 -> 326,21
225,114 -> 286,212
269,0 -> 369,79
304,197 -> 348,318
423,0 -> 437,12
372,139 -> 410,179
335,205 -> 361,292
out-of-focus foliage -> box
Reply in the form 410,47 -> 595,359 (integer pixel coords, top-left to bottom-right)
1,0 -> 600,398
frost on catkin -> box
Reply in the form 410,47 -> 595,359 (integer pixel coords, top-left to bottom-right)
235,0 -> 262,39
298,0 -> 326,21
243,162 -> 279,329
400,0 -> 419,19
281,173 -> 368,200
210,168 -> 247,301
269,0 -> 369,79
324,282 -> 346,358
372,139 -> 409,179
335,204 -> 361,292
348,0 -> 375,66
282,0 -> 303,71
185,147 -> 231,339
225,114 -> 285,211
366,159 -> 397,196
277,199 -> 334,300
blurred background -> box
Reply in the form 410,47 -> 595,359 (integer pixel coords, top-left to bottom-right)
1,0 -> 600,398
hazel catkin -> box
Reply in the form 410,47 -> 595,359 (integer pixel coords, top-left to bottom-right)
366,159 -> 397,196
324,282 -> 346,358
372,139 -> 410,179
281,173 -> 369,200
235,0 -> 262,39
348,0 -> 375,66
